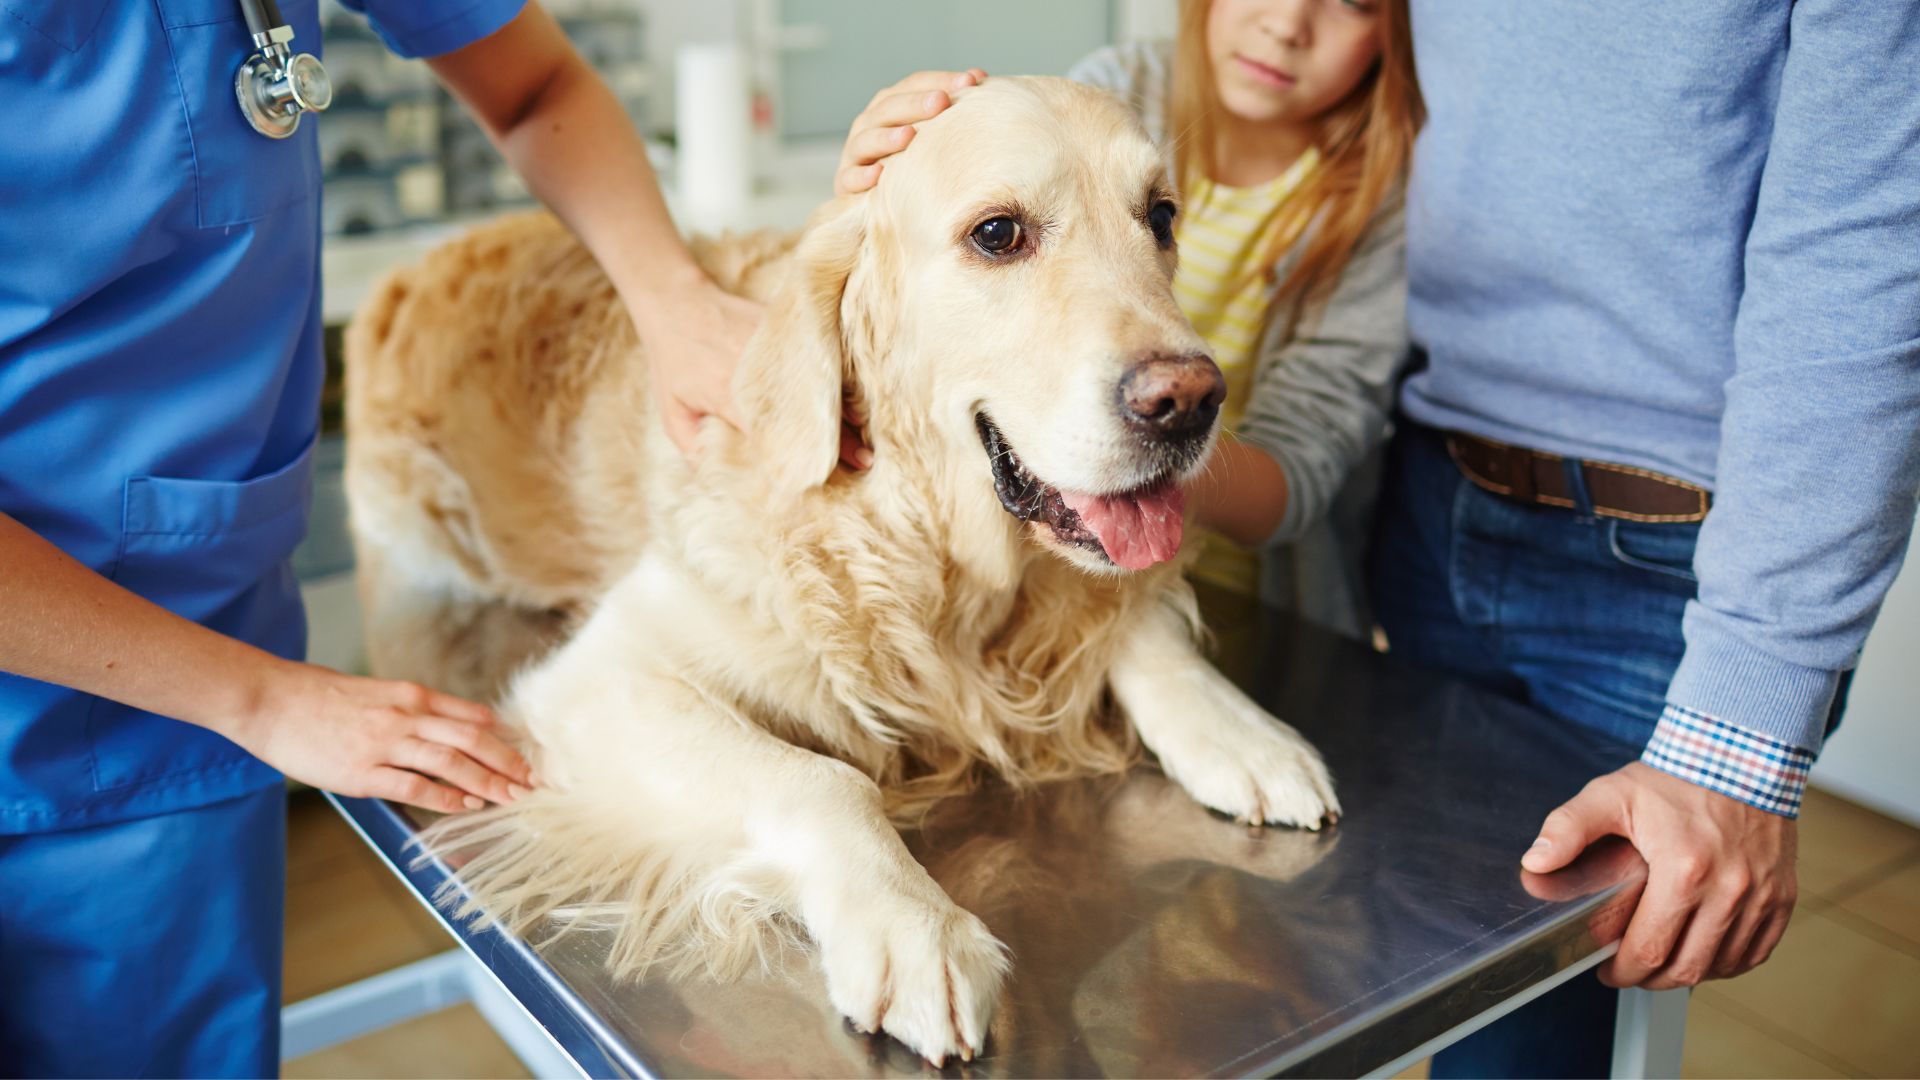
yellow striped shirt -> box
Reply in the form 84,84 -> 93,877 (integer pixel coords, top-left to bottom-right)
1176,149 -> 1319,594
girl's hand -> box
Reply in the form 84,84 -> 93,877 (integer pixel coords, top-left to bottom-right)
831,67 -> 984,467
231,660 -> 536,814
631,279 -> 765,455
838,387 -> 873,472
835,69 -> 987,197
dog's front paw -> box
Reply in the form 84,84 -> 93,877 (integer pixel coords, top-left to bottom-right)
819,894 -> 1008,1066
1156,697 -> 1340,830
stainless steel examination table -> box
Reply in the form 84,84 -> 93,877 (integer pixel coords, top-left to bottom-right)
297,608 -> 1690,1078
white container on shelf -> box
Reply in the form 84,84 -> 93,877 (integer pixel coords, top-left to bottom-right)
674,41 -> 754,224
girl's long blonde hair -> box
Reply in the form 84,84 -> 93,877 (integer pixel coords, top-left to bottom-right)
1169,0 -> 1424,330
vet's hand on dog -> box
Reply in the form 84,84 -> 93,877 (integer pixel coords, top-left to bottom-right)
634,281 -> 762,456
1522,761 -> 1797,990
230,661 -> 535,814
835,68 -> 987,196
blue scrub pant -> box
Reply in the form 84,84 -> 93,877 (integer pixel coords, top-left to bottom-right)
1367,419 -> 1848,1077
0,785 -> 285,1078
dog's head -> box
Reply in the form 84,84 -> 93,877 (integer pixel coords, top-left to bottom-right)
736,77 -> 1219,575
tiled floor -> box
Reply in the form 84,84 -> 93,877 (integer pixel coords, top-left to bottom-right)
1682,787 -> 1920,1079
284,785 -> 1920,1078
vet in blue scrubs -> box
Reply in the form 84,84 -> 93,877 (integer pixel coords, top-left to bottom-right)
0,0 -> 522,1072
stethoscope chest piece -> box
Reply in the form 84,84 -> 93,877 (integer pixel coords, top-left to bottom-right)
234,0 -> 331,139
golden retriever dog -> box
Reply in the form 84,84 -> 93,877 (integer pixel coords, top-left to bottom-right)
345,76 -> 1337,1065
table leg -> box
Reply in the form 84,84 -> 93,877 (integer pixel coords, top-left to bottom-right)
1610,986 -> 1689,1079
281,948 -> 585,1077
281,951 -> 472,1060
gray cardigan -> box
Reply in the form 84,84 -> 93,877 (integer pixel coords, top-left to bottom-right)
1067,42 -> 1410,639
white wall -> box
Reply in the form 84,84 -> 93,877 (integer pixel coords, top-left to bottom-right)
630,0 -> 1152,138
1116,0 -> 1178,43
776,1 -> 1114,138
1813,534 -> 1920,825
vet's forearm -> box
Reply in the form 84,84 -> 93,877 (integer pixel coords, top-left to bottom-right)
0,513 -> 279,737
499,63 -> 709,317
1188,437 -> 1291,549
430,4 -> 711,321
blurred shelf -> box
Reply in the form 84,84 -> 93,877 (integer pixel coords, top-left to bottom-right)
321,139 -> 841,325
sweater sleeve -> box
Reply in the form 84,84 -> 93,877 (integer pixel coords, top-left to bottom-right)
1235,201 -> 1410,547
1659,0 -> 1920,772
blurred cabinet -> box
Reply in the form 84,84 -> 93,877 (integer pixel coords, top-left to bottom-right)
318,0 -> 652,235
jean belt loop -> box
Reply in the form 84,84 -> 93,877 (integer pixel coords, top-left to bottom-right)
1563,457 -> 1596,518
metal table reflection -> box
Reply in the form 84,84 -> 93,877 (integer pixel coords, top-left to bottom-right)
326,606 -> 1655,1078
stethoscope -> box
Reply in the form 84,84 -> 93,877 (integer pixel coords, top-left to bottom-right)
234,0 -> 333,139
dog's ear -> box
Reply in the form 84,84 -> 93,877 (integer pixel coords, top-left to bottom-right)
734,199 -> 867,500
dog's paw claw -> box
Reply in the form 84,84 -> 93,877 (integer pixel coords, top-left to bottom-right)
1159,711 -> 1339,830
823,899 -> 1006,1067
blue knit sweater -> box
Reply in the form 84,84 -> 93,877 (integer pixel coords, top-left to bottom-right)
1399,1 -> 1920,754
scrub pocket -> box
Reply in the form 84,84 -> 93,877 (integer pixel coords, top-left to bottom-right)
87,437 -> 316,790
155,0 -> 322,227
116,436 -> 316,606
1,0 -> 109,50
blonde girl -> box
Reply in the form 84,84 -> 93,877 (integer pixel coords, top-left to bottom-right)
837,0 -> 1422,636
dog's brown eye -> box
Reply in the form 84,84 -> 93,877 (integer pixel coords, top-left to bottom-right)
1147,200 -> 1177,247
970,216 -> 1022,255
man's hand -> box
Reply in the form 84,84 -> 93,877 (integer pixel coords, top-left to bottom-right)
1522,761 -> 1797,989
631,280 -> 763,456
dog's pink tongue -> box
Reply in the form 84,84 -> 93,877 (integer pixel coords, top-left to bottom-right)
1060,485 -> 1186,570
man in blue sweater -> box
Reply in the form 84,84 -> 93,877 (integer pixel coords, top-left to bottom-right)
1368,2 -> 1920,1074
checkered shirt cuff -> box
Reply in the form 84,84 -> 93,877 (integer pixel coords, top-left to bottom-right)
1641,703 -> 1814,818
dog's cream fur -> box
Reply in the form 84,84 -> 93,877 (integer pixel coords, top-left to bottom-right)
345,77 -> 1337,1064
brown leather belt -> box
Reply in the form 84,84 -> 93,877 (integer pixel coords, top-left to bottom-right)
1444,432 -> 1711,523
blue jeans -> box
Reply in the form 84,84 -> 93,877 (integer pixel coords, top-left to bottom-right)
1368,420 -> 1671,1076
1367,420 -> 1714,748
1364,420 -> 1847,1077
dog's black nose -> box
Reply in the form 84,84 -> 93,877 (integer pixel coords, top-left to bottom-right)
1117,353 -> 1225,439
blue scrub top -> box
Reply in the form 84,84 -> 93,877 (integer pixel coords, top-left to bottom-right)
0,0 -> 525,833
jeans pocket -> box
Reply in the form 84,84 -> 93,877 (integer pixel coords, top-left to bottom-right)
1605,518 -> 1699,584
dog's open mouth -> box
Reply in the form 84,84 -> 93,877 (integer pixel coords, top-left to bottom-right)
975,413 -> 1185,570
